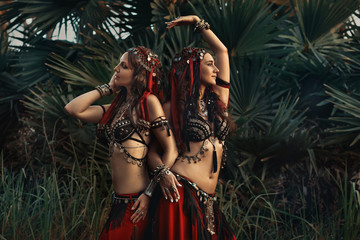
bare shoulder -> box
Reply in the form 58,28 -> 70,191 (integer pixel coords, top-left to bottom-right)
163,101 -> 171,119
147,94 -> 162,109
147,94 -> 165,121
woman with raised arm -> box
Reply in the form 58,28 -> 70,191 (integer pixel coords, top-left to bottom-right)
64,46 -> 177,240
147,16 -> 236,240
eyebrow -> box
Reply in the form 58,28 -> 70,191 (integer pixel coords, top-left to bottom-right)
206,60 -> 214,63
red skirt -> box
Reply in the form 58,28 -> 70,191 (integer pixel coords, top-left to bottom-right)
99,192 -> 149,240
148,174 -> 236,240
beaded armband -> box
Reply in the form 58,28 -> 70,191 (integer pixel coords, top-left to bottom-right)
150,116 -> 171,136
216,78 -> 230,89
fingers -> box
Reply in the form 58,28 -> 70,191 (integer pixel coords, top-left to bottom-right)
131,199 -> 140,211
171,185 -> 180,201
130,208 -> 147,223
174,178 -> 182,188
164,187 -> 174,203
165,16 -> 184,29
161,186 -> 168,200
165,21 -> 177,29
160,174 -> 183,202
130,201 -> 147,223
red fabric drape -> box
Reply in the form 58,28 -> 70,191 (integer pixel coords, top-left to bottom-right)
99,192 -> 149,240
154,184 -> 205,240
152,179 -> 236,240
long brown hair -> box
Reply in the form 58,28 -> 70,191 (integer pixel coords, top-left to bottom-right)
99,46 -> 163,126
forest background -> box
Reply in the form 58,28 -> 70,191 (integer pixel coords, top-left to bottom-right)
1,0 -> 360,239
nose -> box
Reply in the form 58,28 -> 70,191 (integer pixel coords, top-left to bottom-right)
214,65 -> 219,73
114,64 -> 120,73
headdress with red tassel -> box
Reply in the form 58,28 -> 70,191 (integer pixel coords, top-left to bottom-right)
99,46 -> 163,126
168,47 -> 207,149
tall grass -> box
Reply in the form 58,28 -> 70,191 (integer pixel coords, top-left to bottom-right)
1,152 -> 359,239
0,150 -> 112,240
217,173 -> 360,240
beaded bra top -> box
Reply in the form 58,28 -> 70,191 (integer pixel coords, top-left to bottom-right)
97,104 -> 151,167
97,103 -> 170,167
185,115 -> 229,142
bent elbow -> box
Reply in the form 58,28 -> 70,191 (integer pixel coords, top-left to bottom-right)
219,46 -> 228,54
64,104 -> 75,117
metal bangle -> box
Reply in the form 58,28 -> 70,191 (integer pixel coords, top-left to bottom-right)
194,19 -> 210,33
95,86 -> 104,97
144,179 -> 158,198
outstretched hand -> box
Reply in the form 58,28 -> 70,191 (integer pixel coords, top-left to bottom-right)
166,15 -> 201,29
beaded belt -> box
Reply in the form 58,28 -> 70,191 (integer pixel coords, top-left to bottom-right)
112,192 -> 139,205
175,174 -> 216,235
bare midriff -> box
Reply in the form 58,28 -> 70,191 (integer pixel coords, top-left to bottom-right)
110,137 -> 150,194
171,138 -> 224,193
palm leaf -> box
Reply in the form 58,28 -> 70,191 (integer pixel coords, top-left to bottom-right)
229,56 -> 289,133
23,85 -> 96,146
189,0 -> 289,56
47,27 -> 165,87
0,0 -> 154,43
292,0 -> 360,43
47,54 -> 111,87
325,84 -> 360,146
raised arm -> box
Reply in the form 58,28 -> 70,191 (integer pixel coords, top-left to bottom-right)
64,73 -> 117,123
167,15 -> 230,107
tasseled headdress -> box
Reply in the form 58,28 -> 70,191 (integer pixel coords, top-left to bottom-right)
99,46 -> 163,125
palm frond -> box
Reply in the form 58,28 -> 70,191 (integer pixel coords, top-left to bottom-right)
0,0 -> 154,43
325,84 -> 360,146
292,0 -> 360,43
47,54 -> 111,87
190,0 -> 289,56
229,56 -> 288,133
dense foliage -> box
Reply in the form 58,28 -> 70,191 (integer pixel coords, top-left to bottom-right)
1,0 -> 360,239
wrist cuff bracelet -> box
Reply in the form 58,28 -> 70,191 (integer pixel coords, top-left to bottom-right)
194,19 -> 210,33
144,178 -> 157,198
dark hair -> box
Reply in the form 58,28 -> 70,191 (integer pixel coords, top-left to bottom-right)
99,46 -> 163,126
169,47 -> 235,151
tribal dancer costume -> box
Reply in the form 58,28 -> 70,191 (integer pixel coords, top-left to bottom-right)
97,46 -> 170,240
148,47 -> 236,240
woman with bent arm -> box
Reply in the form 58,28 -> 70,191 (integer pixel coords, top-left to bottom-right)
147,16 -> 236,240
64,46 -> 177,240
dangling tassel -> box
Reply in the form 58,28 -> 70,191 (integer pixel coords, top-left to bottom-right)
212,149 -> 217,173
210,140 -> 217,173
147,70 -> 154,91
189,58 -> 194,96
166,122 -> 171,136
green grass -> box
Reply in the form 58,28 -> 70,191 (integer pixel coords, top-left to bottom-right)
1,153 -> 360,239
0,155 -> 111,240
217,174 -> 360,240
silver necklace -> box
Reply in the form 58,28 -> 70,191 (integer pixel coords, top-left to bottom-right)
199,99 -> 208,117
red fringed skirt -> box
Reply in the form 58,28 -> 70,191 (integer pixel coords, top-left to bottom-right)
147,174 -> 236,240
99,192 -> 149,240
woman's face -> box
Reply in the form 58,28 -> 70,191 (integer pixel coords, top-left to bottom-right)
200,53 -> 219,86
113,52 -> 134,88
